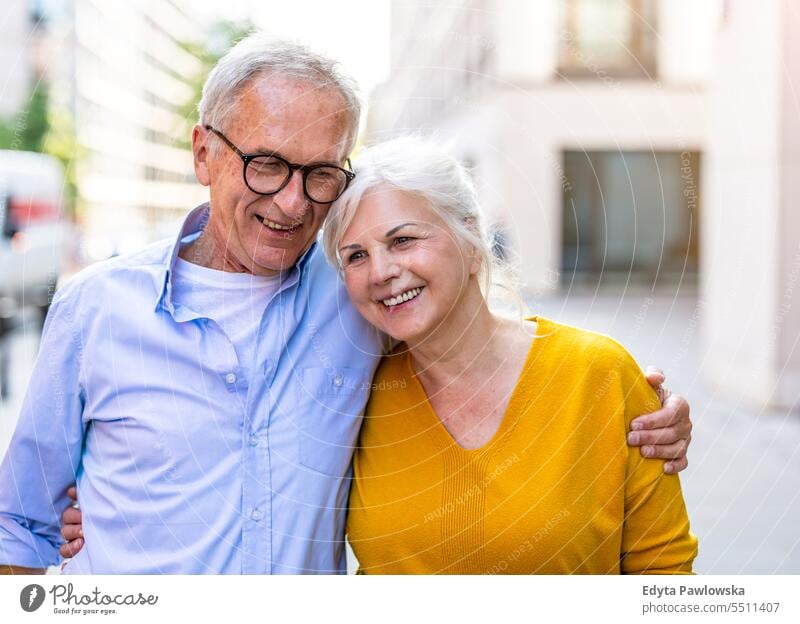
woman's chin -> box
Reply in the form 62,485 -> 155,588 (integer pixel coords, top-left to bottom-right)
375,318 -> 431,346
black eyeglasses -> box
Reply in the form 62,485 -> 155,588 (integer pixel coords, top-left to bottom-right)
205,125 -> 355,204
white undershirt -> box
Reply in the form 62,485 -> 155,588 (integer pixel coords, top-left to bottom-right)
171,256 -> 282,372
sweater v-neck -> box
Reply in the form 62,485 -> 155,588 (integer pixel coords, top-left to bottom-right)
403,316 -> 551,456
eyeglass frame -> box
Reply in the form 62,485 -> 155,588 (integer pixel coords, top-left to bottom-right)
203,125 -> 356,204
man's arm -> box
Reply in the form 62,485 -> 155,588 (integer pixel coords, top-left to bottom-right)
0,290 -> 86,570
630,366 -> 693,474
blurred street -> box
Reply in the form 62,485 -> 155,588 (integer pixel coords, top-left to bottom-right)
0,309 -> 39,461
3,289 -> 798,574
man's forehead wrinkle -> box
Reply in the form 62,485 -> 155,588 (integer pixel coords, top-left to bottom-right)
219,75 -> 350,166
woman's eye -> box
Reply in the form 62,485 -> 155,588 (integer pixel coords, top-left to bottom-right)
394,236 -> 414,247
346,250 -> 366,264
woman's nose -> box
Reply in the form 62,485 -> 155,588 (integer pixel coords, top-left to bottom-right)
370,248 -> 401,284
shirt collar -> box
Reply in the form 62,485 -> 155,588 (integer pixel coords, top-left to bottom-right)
154,202 -> 319,316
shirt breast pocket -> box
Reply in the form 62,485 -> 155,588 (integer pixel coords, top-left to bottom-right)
297,367 -> 371,476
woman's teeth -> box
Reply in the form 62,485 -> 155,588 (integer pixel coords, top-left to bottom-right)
382,287 -> 423,308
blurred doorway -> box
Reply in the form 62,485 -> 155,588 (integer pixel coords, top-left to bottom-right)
561,150 -> 700,283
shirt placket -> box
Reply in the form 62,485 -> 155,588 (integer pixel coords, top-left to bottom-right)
241,270 -> 300,574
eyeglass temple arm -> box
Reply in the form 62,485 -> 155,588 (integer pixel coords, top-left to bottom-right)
203,125 -> 245,158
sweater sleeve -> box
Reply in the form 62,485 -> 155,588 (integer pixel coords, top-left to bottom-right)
615,348 -> 698,575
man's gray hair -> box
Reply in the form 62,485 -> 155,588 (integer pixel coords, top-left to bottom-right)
198,34 -> 362,153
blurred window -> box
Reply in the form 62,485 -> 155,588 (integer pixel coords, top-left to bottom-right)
559,0 -> 658,79
562,150 -> 700,282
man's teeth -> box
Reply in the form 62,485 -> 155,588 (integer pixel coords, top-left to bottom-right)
382,287 -> 423,307
260,217 -> 296,231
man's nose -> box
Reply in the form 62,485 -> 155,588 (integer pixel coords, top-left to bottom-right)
272,169 -> 308,221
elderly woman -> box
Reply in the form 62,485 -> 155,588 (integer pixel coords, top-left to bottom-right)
323,137 -> 697,574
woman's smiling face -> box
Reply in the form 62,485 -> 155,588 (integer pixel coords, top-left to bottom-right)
338,185 -> 481,345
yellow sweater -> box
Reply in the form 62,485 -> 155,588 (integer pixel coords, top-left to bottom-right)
347,317 -> 697,574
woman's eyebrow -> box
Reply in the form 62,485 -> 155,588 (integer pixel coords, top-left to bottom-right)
338,222 -> 421,253
385,222 -> 418,237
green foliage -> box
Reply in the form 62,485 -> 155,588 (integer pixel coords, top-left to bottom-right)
174,19 -> 255,149
0,85 -> 51,152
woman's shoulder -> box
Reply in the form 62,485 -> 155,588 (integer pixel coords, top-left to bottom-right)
532,317 -> 659,419
533,316 -> 640,372
370,343 -> 412,390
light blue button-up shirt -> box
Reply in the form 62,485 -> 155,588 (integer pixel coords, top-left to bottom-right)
0,204 -> 384,574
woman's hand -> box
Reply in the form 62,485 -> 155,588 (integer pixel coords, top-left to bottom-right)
629,366 -> 692,475
59,486 -> 83,559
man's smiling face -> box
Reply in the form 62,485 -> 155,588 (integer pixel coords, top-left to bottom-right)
192,73 -> 353,275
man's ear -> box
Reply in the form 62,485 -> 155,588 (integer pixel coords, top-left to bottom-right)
192,124 -> 211,187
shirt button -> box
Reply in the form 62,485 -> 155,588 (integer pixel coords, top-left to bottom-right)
333,375 -> 343,387
251,508 -> 263,521
249,434 -> 258,447
225,373 -> 237,384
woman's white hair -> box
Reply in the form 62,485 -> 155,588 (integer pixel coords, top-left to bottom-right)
323,135 -> 522,309
198,34 -> 362,153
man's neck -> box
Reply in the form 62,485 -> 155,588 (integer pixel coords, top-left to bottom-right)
179,227 -> 281,277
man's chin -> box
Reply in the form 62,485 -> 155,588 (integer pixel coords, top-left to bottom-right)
251,249 -> 305,275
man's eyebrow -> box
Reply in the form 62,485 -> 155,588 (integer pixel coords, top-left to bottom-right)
249,147 -> 340,167
385,222 -> 419,237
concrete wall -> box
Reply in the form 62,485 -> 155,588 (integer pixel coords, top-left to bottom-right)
702,0 -> 800,409
437,85 -> 706,291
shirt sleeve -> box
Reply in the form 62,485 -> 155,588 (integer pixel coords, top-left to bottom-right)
0,288 -> 86,568
616,350 -> 698,575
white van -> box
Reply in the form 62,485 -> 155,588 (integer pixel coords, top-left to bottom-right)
0,149 -> 69,316
0,150 -> 70,398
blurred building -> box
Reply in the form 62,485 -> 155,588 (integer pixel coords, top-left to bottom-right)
370,0 -> 718,289
702,0 -> 800,410
70,0 -> 207,260
371,0 -> 800,410
0,0 -> 34,118
3,0 -> 207,260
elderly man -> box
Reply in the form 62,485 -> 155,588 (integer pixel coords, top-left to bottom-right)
0,35 -> 691,574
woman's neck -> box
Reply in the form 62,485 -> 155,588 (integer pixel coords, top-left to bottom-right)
407,285 -> 507,387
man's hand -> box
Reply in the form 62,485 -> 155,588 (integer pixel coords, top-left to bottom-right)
59,486 -> 84,559
630,366 -> 693,475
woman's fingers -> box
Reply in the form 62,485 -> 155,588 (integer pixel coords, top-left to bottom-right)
61,523 -> 83,542
62,506 -> 82,527
59,537 -> 83,559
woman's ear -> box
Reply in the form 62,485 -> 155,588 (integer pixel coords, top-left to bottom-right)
469,246 -> 482,276
462,218 -> 483,276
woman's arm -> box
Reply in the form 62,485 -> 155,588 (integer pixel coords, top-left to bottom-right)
618,357 -> 698,574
